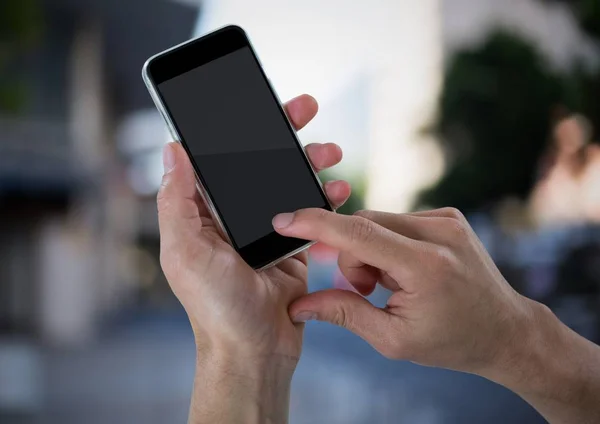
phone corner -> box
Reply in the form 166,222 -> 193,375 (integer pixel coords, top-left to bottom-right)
141,57 -> 154,82
254,241 -> 316,273
222,24 -> 247,37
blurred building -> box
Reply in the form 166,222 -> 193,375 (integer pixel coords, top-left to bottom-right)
0,0 -> 198,417
0,0 -> 198,346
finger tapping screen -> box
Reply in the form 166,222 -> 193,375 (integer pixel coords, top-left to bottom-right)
157,47 -> 327,249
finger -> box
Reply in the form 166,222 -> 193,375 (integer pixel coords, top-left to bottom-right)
407,207 -> 489,253
290,289 -> 404,358
157,143 -> 210,253
337,253 -> 379,296
407,207 -> 467,223
291,249 -> 310,267
338,251 -> 401,295
192,184 -> 212,222
323,180 -> 351,209
272,208 -> 419,280
275,253 -> 309,276
284,94 -> 318,130
334,210 -> 459,289
355,208 -> 474,248
305,143 -> 343,172
353,210 -> 429,241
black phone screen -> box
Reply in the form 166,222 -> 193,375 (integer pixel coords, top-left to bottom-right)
151,28 -> 330,268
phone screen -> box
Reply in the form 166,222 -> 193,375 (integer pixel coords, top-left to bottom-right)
151,31 -> 330,267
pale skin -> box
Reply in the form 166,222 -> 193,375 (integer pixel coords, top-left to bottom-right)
157,94 -> 600,424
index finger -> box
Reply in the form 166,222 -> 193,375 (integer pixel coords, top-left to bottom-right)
272,208 -> 417,277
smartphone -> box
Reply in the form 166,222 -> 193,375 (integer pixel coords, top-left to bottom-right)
142,25 -> 333,271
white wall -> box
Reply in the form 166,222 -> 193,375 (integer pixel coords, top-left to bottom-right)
197,0 -> 445,212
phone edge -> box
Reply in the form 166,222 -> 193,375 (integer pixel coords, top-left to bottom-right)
142,33 -> 236,248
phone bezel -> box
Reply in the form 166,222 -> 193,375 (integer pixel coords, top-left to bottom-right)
142,25 -> 333,270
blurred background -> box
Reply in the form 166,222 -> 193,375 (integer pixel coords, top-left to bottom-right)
1,0 -> 599,422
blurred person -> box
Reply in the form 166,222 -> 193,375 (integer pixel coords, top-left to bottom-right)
158,95 -> 600,424
530,114 -> 600,226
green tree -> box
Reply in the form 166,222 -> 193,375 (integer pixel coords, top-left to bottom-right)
0,0 -> 42,112
419,0 -> 600,212
418,31 -> 569,211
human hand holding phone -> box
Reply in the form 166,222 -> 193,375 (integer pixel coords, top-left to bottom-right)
145,26 -> 335,270
158,95 -> 350,424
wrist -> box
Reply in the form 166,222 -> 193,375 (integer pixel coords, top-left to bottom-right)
479,297 -> 553,388
197,347 -> 298,385
480,297 -> 591,397
480,297 -> 600,423
189,348 -> 296,424
190,319 -> 302,372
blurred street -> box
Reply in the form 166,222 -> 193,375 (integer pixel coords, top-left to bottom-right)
42,303 -> 544,424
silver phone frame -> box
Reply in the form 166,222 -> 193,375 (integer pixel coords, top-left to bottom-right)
142,25 -> 335,272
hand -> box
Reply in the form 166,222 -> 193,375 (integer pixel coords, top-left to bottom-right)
158,94 -> 350,366
274,208 -> 600,424
272,207 -> 534,375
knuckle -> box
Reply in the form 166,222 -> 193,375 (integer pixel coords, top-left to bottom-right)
156,174 -> 172,202
156,193 -> 174,215
429,246 -> 457,275
439,207 -> 465,222
313,207 -> 330,219
447,219 -> 470,242
157,194 -> 199,222
348,217 -> 376,243
156,185 -> 168,210
353,209 -> 375,220
156,180 -> 178,216
302,207 -> 328,222
330,306 -> 350,329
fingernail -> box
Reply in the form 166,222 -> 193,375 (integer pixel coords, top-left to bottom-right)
334,143 -> 343,158
163,143 -> 176,174
293,312 -> 317,323
324,180 -> 342,188
273,212 -> 295,229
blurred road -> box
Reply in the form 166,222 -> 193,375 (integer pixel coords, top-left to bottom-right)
43,304 -> 545,424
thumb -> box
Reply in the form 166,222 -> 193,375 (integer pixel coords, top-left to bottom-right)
290,289 -> 401,357
157,142 -> 204,251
